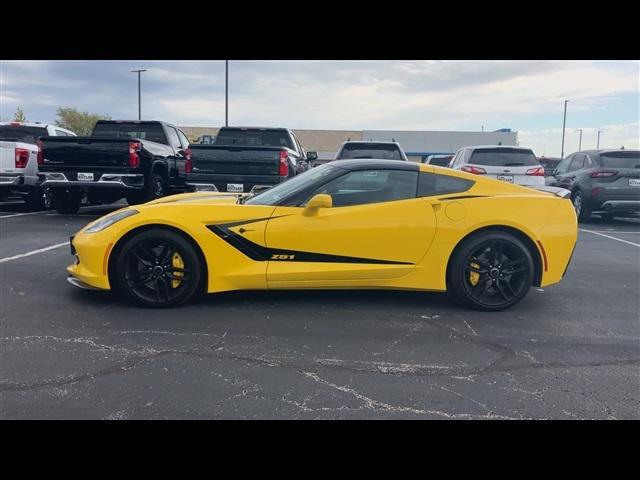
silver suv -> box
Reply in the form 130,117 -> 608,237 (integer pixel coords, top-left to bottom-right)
449,145 -> 545,187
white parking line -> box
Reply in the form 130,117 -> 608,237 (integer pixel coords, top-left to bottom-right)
0,211 -> 47,219
0,242 -> 69,264
580,228 -> 640,248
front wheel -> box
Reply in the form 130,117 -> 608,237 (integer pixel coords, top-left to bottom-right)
112,229 -> 203,308
448,231 -> 535,311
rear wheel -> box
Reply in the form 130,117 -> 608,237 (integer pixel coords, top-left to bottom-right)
448,231 -> 534,311
572,190 -> 592,222
112,229 -> 202,308
53,189 -> 82,215
24,188 -> 47,211
126,173 -> 167,205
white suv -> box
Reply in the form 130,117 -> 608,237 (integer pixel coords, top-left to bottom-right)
0,122 -> 76,207
448,145 -> 545,187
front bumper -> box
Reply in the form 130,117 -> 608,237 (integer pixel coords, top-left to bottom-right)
40,172 -> 144,190
67,233 -> 113,290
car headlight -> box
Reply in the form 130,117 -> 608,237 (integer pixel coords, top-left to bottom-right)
83,209 -> 139,233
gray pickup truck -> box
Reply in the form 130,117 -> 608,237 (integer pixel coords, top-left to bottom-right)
187,127 -> 317,194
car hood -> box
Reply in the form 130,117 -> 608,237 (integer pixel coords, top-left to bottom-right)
144,191 -> 246,206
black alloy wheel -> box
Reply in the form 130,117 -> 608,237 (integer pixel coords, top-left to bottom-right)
113,229 -> 202,308
449,231 -> 534,311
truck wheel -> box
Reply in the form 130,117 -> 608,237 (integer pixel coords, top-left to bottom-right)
147,174 -> 168,201
24,188 -> 46,211
447,230 -> 534,311
53,190 -> 82,215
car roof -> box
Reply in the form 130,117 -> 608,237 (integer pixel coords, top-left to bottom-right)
573,149 -> 640,155
341,140 -> 401,146
330,159 -> 418,171
463,145 -> 534,151
0,121 -> 50,128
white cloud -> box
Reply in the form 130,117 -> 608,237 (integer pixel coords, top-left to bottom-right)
518,122 -> 640,157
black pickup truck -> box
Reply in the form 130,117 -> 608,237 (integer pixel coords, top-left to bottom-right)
186,127 -> 317,194
39,120 -> 192,214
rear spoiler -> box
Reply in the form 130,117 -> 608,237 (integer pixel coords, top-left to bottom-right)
531,186 -> 571,198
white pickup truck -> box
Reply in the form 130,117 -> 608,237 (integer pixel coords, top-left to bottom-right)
0,122 -> 76,208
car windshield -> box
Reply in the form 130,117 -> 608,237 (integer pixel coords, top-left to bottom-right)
0,125 -> 48,144
469,148 -> 539,167
245,164 -> 340,206
601,152 -> 640,169
429,157 -> 452,166
339,143 -> 403,160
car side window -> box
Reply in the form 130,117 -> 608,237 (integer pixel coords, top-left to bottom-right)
418,173 -> 475,197
177,129 -> 190,149
54,129 -> 68,136
305,169 -> 418,208
166,127 -> 182,150
555,156 -> 572,174
451,150 -> 463,168
568,154 -> 585,172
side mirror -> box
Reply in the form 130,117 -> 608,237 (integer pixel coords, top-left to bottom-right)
305,193 -> 332,212
306,151 -> 318,161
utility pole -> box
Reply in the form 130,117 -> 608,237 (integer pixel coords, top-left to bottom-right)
597,130 -> 601,149
225,60 -> 229,127
561,100 -> 569,158
576,129 -> 583,151
481,125 -> 484,132
131,69 -> 147,120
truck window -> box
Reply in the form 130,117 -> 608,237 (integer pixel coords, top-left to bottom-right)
215,129 -> 295,149
166,127 -> 182,150
0,125 -> 49,143
177,130 -> 191,149
91,122 -> 167,144
339,143 -> 403,160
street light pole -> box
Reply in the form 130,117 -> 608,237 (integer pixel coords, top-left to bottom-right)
131,69 -> 147,120
561,100 -> 569,158
597,130 -> 601,149
225,60 -> 229,127
576,129 -> 583,151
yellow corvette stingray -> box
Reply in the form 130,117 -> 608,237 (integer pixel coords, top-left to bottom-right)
68,160 -> 577,310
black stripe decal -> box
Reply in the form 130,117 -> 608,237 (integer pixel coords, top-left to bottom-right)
207,218 -> 413,265
438,195 -> 487,201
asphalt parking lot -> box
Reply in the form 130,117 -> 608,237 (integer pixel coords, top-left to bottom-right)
0,199 -> 638,419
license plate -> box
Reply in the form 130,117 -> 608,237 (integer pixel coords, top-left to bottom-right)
497,175 -> 514,183
78,172 -> 94,181
630,178 -> 640,187
227,183 -> 244,192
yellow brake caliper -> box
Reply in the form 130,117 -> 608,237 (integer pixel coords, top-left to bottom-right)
469,262 -> 480,286
171,252 -> 184,288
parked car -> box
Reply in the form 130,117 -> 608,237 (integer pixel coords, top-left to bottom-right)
186,127 -> 317,194
0,122 -> 76,208
537,156 -> 562,177
334,141 -> 408,161
449,146 -> 545,187
67,160 -> 577,311
38,120 -> 192,214
423,154 -> 453,167
547,149 -> 640,222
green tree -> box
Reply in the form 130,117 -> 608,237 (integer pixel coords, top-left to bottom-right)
13,108 -> 27,122
54,107 -> 111,136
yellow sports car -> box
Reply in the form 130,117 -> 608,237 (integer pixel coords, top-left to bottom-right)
68,160 -> 577,311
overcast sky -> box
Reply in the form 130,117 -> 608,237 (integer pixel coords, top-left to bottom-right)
1,60 -> 638,156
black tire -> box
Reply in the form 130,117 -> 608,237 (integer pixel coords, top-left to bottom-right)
24,188 -> 46,211
448,230 -> 535,311
112,228 -> 203,308
600,212 -> 615,222
53,190 -> 82,215
126,173 -> 168,205
572,190 -> 592,222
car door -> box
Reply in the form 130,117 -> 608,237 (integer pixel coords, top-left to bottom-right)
264,167 -> 437,285
556,154 -> 583,190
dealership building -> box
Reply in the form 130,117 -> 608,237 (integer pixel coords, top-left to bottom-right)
179,126 -> 518,163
